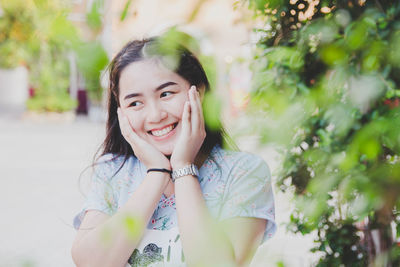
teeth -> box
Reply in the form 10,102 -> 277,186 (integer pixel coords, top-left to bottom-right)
151,125 -> 174,137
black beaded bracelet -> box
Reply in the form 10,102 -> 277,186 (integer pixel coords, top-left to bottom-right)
147,168 -> 172,176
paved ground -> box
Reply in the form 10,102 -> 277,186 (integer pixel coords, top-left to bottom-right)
0,111 -> 317,267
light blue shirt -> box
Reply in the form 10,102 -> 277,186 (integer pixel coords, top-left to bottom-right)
74,145 -> 276,265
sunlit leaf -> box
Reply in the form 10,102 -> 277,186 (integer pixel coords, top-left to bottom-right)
345,21 -> 369,50
123,215 -> 143,240
120,0 -> 133,22
320,43 -> 348,65
86,0 -> 103,31
203,91 -> 222,131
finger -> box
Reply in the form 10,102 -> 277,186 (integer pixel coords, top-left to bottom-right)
181,101 -> 191,135
195,88 -> 205,130
189,86 -> 200,133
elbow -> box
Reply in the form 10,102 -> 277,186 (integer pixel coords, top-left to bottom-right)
71,241 -> 82,266
236,259 -> 250,267
71,241 -> 91,267
234,250 -> 257,267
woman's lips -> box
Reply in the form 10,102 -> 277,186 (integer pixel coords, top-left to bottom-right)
148,123 -> 178,141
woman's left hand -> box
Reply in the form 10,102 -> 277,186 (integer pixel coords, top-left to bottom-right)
170,85 -> 206,169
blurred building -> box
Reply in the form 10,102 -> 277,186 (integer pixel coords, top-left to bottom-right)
67,0 -> 254,119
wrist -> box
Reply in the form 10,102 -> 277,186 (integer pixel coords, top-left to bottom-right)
147,161 -> 171,171
147,168 -> 172,175
171,161 -> 192,170
146,169 -> 171,187
171,163 -> 199,182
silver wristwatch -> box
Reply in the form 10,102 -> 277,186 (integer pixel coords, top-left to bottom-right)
171,164 -> 199,182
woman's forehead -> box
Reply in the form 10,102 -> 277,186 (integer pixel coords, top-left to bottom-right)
118,59 -> 188,94
121,59 -> 174,82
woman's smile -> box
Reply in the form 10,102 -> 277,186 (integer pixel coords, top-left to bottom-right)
148,122 -> 178,139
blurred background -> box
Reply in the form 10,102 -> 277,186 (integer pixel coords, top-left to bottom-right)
1,0 -> 400,266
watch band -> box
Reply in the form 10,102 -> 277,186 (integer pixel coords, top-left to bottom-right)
171,164 -> 199,182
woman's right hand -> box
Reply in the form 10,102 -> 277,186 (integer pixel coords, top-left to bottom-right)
117,108 -> 171,170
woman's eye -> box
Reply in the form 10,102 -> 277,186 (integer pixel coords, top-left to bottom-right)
129,101 -> 142,107
160,91 -> 174,98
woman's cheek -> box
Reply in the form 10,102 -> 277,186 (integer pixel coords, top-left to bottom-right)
124,111 -> 141,133
164,99 -> 185,118
176,95 -> 189,117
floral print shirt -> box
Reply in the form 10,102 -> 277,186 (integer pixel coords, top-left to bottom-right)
74,145 -> 276,266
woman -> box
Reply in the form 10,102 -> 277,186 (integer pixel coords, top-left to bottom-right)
72,36 -> 276,267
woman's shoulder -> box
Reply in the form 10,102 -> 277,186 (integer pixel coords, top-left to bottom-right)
93,153 -> 139,180
211,145 -> 269,170
96,153 -> 124,164
96,153 -> 138,165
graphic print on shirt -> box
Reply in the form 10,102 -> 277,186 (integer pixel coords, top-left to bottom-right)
126,228 -> 186,267
127,243 -> 164,267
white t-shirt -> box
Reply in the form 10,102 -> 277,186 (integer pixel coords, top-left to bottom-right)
74,146 -> 276,266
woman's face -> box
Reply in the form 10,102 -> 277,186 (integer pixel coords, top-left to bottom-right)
118,58 -> 192,156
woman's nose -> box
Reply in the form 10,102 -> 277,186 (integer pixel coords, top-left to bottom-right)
147,103 -> 167,123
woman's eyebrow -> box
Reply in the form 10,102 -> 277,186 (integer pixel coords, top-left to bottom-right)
124,81 -> 178,100
154,81 -> 177,92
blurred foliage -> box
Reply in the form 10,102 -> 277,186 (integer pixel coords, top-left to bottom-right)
0,0 -> 36,68
81,0 -> 109,104
0,0 -> 109,111
86,0 -> 104,32
0,0 -> 78,111
75,41 -> 109,103
27,52 -> 77,112
120,0 -> 134,22
123,215 -> 144,241
245,0 -> 400,265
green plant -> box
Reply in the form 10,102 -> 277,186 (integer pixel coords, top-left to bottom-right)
244,0 -> 400,265
26,0 -> 81,112
75,41 -> 108,103
0,0 -> 36,68
27,53 -> 77,112
86,0 -> 104,32
69,0 -> 109,104
1,0 -> 109,112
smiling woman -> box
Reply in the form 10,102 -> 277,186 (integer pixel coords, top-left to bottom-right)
71,35 -> 276,267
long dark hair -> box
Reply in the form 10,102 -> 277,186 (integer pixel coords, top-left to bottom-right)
95,36 -> 226,174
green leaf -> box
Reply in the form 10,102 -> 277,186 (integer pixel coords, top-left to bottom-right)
86,0 -> 103,31
203,91 -> 222,131
320,44 -> 347,65
345,21 -> 369,50
74,41 -> 109,101
120,0 -> 133,22
123,215 -> 143,240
